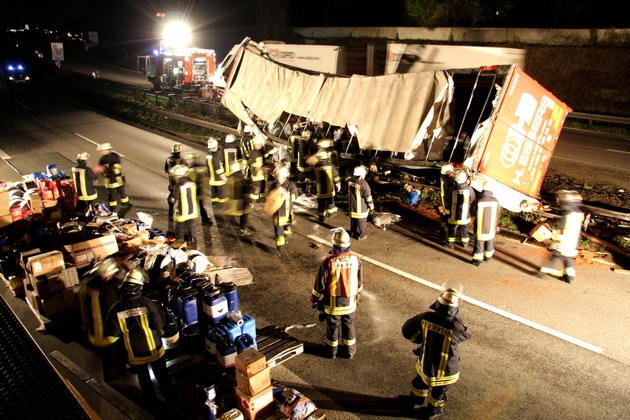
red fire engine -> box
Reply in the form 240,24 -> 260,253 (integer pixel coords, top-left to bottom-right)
141,48 -> 217,90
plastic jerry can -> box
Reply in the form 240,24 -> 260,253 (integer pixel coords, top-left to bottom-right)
216,339 -> 237,368
218,282 -> 239,313
203,287 -> 228,325
235,333 -> 257,353
240,314 -> 256,342
222,319 -> 242,343
177,287 -> 199,325
205,325 -> 227,355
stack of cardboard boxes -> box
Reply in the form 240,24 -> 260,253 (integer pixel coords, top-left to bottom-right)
234,348 -> 274,420
21,249 -> 81,319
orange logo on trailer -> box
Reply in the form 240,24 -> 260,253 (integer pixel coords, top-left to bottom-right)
478,67 -> 572,198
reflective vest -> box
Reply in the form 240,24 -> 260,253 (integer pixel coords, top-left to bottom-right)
72,165 -> 98,201
173,177 -> 198,222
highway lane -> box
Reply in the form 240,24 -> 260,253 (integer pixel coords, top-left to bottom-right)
2,79 -> 630,419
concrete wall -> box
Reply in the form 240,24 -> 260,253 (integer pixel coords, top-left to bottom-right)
294,27 -> 630,46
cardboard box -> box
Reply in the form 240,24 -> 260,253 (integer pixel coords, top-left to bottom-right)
529,223 -> 553,242
235,348 -> 267,377
62,285 -> 80,312
0,213 -> 12,228
28,192 -> 44,214
58,265 -> 80,288
24,285 -> 66,319
236,366 -> 271,396
235,386 -> 274,420
64,234 -> 119,268
26,250 -> 65,277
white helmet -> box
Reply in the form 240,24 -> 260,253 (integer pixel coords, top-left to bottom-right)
225,134 -> 236,144
316,150 -> 330,160
441,164 -> 454,175
170,165 -> 189,177
317,139 -> 334,149
207,137 -> 218,150
437,281 -> 463,307
76,152 -> 90,161
455,170 -> 468,184
353,165 -> 367,178
332,228 -> 351,248
252,134 -> 266,146
243,125 -> 253,134
274,165 -> 289,181
172,143 -> 181,154
97,142 -> 112,151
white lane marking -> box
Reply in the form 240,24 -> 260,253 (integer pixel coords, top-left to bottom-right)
607,149 -> 630,155
307,234 -> 604,354
0,149 -> 11,160
74,133 -> 125,157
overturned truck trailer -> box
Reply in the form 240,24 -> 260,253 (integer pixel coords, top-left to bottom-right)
218,38 -> 571,213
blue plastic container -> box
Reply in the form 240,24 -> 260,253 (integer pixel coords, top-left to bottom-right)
205,325 -> 227,355
216,339 -> 237,368
241,313 -> 256,342
181,322 -> 204,355
177,287 -> 199,325
218,282 -> 239,313
235,333 -> 257,353
222,319 -> 242,343
203,287 -> 228,325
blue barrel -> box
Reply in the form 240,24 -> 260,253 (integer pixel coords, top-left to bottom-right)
241,314 -> 256,342
177,287 -> 199,325
218,282 -> 239,313
203,287 -> 228,325
181,322 -> 204,355
201,383 -> 217,420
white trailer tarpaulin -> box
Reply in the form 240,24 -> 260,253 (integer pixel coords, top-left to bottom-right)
222,48 -> 452,155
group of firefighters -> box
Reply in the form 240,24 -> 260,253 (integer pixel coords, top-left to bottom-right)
68,125 -> 584,419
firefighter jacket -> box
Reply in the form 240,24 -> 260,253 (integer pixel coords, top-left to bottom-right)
98,151 -> 124,188
271,179 -> 298,227
447,182 -> 476,225
440,174 -> 455,214
311,249 -> 363,316
240,134 -> 254,159
472,190 -> 501,241
553,203 -> 584,257
206,148 -> 227,186
297,138 -> 314,173
105,294 -> 166,365
313,158 -> 341,199
78,273 -> 122,347
164,152 -> 184,191
223,144 -> 242,177
226,170 -> 254,217
173,176 -> 198,222
402,300 -> 472,387
72,161 -> 98,201
289,135 -> 300,166
348,176 -> 374,219
248,148 -> 265,183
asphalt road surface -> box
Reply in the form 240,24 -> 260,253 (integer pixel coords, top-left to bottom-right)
1,75 -> 630,420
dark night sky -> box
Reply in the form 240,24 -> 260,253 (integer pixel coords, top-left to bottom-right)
2,0 -> 627,60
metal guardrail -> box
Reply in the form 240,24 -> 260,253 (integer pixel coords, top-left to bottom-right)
568,112 -> 630,126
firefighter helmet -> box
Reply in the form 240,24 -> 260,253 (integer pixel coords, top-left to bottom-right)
172,143 -> 181,154
332,228 -> 351,248
301,130 -> 312,139
441,164 -> 454,175
317,139 -> 334,149
556,190 -> 582,203
170,165 -> 189,178
274,165 -> 289,181
455,170 -> 468,184
225,134 -> 236,144
207,137 -> 218,150
353,165 -> 367,178
93,257 -> 120,278
121,268 -> 147,293
437,281 -> 463,307
253,134 -> 266,146
316,150 -> 330,160
76,152 -> 90,161
97,142 -> 112,151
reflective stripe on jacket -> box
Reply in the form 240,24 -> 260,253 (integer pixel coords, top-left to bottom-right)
173,177 -> 198,222
72,165 -> 98,201
348,176 -> 373,219
312,251 -> 363,316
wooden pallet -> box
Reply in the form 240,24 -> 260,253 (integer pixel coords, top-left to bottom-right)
256,325 -> 304,368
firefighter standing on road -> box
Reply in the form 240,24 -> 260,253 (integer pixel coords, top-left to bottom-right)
537,190 -> 584,283
72,152 -> 99,219
444,170 -> 476,249
206,137 -> 228,206
95,142 -> 132,217
268,165 -> 298,256
348,165 -> 374,241
170,165 -> 199,246
402,282 -> 472,419
165,143 -> 185,218
248,134 -> 267,202
223,134 -> 242,178
470,181 -> 501,266
313,142 -> 341,223
310,228 -> 363,359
